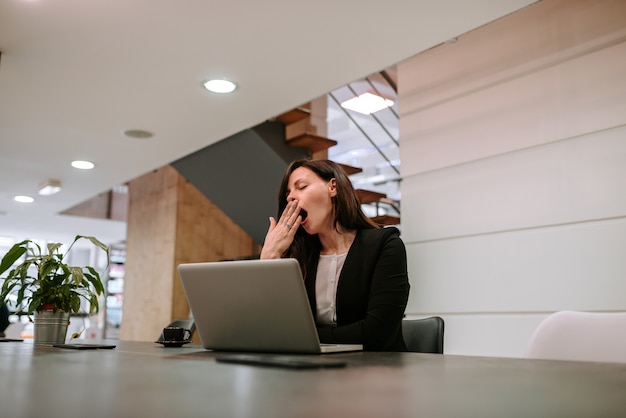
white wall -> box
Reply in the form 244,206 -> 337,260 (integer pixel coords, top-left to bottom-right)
398,0 -> 626,357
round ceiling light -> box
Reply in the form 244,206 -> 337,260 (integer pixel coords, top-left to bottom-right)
14,195 -> 34,203
203,78 -> 237,94
71,160 -> 95,170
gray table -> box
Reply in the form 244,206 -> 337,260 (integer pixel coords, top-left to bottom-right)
2,340 -> 626,418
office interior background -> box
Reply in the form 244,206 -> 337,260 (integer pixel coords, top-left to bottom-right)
1,0 -> 625,357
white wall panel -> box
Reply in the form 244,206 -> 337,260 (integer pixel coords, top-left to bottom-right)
401,125 -> 626,242
397,0 -> 626,357
404,218 -> 626,314
399,0 -> 626,111
401,41 -> 626,177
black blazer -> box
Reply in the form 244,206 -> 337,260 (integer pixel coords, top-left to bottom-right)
304,227 -> 410,351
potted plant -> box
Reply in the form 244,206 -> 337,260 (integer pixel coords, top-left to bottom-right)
0,235 -> 109,344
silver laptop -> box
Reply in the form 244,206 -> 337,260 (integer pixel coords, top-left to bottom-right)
177,258 -> 362,354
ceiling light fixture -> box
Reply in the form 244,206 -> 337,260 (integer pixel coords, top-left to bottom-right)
14,195 -> 34,203
340,92 -> 394,115
38,179 -> 62,196
71,160 -> 95,170
203,78 -> 237,94
123,129 -> 154,139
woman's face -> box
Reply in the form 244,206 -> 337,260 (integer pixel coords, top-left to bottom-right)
286,166 -> 337,235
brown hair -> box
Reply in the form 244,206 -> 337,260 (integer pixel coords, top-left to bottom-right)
276,159 -> 379,276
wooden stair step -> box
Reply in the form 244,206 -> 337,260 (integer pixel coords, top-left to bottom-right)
370,215 -> 401,226
379,197 -> 397,205
287,133 -> 337,153
285,117 -> 316,139
338,163 -> 363,176
355,189 -> 386,204
276,108 -> 310,125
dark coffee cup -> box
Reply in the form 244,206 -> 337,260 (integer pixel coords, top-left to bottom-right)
162,326 -> 191,342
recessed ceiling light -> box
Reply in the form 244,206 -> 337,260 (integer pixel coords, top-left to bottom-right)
71,160 -> 95,170
123,129 -> 154,139
203,78 -> 237,94
340,92 -> 394,115
14,195 -> 34,203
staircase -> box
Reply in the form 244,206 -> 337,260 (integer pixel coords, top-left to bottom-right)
276,104 -> 400,227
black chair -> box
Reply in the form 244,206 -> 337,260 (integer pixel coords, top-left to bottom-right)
157,319 -> 196,342
402,317 -> 445,354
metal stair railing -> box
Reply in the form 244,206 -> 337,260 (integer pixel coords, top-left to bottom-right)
327,71 -> 401,222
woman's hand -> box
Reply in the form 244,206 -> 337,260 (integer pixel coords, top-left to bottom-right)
260,200 -> 302,259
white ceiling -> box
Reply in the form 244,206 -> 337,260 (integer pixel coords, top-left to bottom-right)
0,0 -> 537,245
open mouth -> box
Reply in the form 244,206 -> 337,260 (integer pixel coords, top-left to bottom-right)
299,209 -> 308,224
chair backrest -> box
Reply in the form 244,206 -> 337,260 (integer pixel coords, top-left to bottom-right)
524,311 -> 626,363
402,317 -> 445,354
158,319 -> 196,341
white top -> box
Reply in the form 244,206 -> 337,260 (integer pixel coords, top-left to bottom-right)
315,252 -> 347,325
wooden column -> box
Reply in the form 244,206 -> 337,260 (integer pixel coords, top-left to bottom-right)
120,165 -> 258,341
310,95 -> 329,160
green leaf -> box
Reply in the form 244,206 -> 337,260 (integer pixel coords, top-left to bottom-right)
70,296 -> 80,314
39,257 -> 61,279
84,267 -> 105,295
26,241 -> 42,258
30,293 -> 43,314
65,235 -> 109,264
46,242 -> 63,256
83,236 -> 108,254
89,294 -> 99,314
0,242 -> 28,276
68,266 -> 84,285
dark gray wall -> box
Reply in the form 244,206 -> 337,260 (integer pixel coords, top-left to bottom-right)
172,121 -> 308,246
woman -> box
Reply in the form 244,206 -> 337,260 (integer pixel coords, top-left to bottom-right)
261,159 -> 410,351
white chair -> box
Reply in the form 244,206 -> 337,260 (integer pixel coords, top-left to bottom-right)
524,311 -> 626,364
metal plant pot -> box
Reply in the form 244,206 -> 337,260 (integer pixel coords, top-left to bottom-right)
33,310 -> 70,344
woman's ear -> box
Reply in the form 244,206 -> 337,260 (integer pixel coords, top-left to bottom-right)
328,178 -> 337,197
